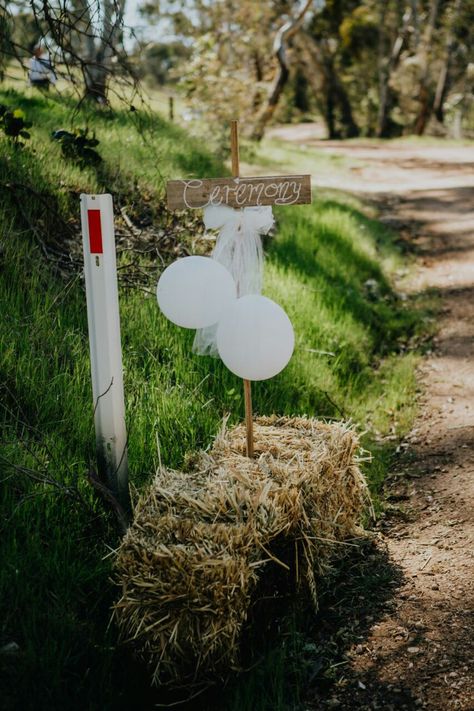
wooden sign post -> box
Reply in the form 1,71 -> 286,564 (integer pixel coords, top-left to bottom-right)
166,121 -> 312,457
229,121 -> 255,458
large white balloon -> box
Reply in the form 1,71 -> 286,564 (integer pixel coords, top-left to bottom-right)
156,256 -> 237,329
216,295 -> 294,381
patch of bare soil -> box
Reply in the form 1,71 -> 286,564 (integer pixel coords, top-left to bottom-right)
287,134 -> 474,710
267,123 -> 474,194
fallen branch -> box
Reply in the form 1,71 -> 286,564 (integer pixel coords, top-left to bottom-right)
87,468 -> 129,535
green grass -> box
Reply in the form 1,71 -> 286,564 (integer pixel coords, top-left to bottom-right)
0,87 -> 222,196
0,87 -> 431,710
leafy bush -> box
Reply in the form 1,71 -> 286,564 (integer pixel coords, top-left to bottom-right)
0,105 -> 32,145
52,128 -> 102,167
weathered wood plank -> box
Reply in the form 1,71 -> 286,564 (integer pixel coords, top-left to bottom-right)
166,174 -> 312,210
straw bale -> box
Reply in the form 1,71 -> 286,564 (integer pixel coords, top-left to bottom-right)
113,416 -> 369,687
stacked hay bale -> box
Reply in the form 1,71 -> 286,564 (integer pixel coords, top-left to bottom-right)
113,416 -> 369,688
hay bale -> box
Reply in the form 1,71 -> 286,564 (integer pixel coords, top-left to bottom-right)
113,416 -> 369,687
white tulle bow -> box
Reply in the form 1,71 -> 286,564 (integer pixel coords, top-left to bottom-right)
193,205 -> 274,357
203,204 -> 274,234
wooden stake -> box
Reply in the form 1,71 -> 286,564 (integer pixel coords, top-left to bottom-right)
230,119 -> 240,177
230,119 -> 254,459
243,378 -> 254,458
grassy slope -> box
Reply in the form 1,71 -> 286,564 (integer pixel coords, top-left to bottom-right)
0,88 -> 427,710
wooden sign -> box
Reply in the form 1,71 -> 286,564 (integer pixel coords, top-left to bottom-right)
167,174 -> 312,211
165,120 -> 312,458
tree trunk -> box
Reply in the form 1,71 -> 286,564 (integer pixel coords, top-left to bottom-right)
83,62 -> 109,103
414,83 -> 431,135
376,0 -> 389,137
414,0 -> 441,135
251,51 -> 265,112
251,53 -> 289,140
377,3 -> 412,138
251,0 -> 313,141
433,62 -> 450,123
78,0 -> 126,104
433,0 -> 462,123
333,73 -> 359,138
410,0 -> 421,49
297,33 -> 359,139
324,85 -> 337,138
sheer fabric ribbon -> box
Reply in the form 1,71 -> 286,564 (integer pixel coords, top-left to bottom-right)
193,205 -> 274,356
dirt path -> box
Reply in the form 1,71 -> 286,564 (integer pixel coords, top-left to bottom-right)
337,186 -> 474,711
270,131 -> 474,710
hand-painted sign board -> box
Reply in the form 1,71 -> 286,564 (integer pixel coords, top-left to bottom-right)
167,174 -> 312,210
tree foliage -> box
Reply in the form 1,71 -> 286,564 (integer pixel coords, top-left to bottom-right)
1,0 -> 473,136
142,0 -> 473,139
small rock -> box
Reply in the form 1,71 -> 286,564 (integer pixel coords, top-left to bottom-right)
408,646 -> 420,654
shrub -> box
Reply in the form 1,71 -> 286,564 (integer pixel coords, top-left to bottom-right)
0,105 -> 32,145
52,128 -> 102,167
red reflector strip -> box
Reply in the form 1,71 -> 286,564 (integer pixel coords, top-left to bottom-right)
87,210 -> 103,254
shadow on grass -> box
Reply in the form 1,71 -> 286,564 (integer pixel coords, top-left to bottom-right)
271,205 -> 421,356
225,539 -> 406,711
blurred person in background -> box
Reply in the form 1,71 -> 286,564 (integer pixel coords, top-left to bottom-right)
29,45 -> 57,90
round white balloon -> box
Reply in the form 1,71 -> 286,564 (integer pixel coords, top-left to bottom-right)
216,295 -> 294,381
156,256 -> 237,329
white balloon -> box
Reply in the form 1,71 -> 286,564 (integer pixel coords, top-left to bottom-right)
216,295 -> 294,381
156,256 -> 237,329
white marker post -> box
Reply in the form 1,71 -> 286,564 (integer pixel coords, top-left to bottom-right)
80,194 -> 129,508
